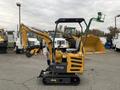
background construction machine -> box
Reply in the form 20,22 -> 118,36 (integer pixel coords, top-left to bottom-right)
0,29 -> 8,53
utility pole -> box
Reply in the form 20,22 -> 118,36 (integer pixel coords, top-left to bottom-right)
114,15 -> 120,38
16,2 -> 21,37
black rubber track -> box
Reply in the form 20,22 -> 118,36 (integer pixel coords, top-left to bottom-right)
42,75 -> 80,85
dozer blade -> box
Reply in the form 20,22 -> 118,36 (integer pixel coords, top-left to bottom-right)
82,34 -> 105,54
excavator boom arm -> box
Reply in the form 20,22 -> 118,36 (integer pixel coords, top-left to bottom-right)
20,24 -> 53,62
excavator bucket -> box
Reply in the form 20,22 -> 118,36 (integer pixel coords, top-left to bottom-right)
83,34 -> 105,54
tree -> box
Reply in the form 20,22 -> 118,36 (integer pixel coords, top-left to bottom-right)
105,26 -> 120,42
87,29 -> 105,37
107,26 -> 120,38
109,26 -> 120,36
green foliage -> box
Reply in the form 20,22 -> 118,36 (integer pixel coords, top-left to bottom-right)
87,29 -> 105,37
107,26 -> 120,37
105,26 -> 120,41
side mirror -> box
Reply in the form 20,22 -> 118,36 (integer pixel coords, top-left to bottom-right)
96,12 -> 105,22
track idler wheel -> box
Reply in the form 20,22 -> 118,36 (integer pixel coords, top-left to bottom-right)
71,76 -> 80,85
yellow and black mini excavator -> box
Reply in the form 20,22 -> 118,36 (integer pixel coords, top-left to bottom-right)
21,12 -> 105,85
21,22 -> 83,85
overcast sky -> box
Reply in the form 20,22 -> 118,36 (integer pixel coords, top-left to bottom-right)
0,0 -> 120,32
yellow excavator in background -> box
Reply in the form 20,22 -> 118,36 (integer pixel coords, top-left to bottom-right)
0,29 -> 8,53
19,12 -> 105,85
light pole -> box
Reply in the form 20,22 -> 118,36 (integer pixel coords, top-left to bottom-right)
16,2 -> 21,36
115,15 -> 120,28
114,15 -> 120,37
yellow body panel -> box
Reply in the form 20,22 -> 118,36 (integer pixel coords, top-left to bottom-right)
67,52 -> 84,74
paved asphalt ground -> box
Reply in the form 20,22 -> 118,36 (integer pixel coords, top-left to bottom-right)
0,49 -> 120,90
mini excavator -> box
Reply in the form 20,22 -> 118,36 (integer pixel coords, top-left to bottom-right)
21,12 -> 105,85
